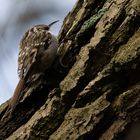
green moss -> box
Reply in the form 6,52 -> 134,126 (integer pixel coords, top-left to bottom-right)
76,8 -> 107,39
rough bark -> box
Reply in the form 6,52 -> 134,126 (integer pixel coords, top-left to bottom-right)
1,0 -> 140,139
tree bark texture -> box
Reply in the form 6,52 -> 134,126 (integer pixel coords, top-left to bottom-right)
1,0 -> 140,139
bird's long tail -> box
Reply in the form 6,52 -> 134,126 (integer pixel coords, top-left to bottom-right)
1,78 -> 25,121
9,78 -> 25,113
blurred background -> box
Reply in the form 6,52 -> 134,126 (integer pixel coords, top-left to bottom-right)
0,0 -> 76,105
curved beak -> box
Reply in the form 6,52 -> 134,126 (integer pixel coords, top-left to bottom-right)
48,20 -> 59,28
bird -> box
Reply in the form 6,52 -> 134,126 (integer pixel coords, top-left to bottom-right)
7,20 -> 59,117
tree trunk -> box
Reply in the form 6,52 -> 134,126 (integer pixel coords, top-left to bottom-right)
1,0 -> 140,139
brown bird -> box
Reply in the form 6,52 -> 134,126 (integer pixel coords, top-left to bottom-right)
8,20 -> 59,116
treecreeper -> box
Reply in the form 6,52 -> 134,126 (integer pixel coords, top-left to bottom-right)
3,20 -> 59,119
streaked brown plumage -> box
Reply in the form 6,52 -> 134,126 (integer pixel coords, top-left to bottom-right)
9,21 -> 59,115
